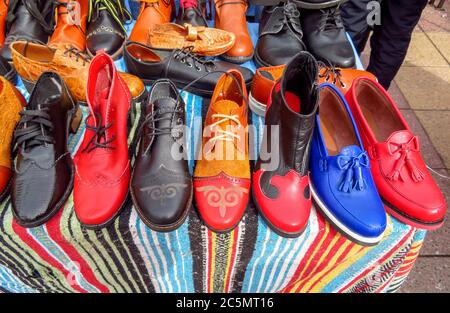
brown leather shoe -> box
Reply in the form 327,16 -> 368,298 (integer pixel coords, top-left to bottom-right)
0,76 -> 26,201
249,65 -> 284,116
11,41 -> 146,104
214,0 -> 253,63
318,64 -> 377,95
129,0 -> 175,45
49,0 -> 88,51
0,0 -> 7,47
147,23 -> 235,56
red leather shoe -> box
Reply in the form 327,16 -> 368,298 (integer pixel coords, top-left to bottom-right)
74,51 -> 131,229
252,52 -> 319,237
194,70 -> 251,232
346,77 -> 447,230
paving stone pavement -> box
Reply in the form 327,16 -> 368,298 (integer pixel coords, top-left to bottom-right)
360,2 -> 450,293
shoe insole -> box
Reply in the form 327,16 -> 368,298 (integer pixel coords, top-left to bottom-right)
356,81 -> 404,142
319,88 -> 358,156
285,91 -> 301,113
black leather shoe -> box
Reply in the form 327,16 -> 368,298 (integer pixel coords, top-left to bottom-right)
123,42 -> 254,97
176,0 -> 208,27
301,4 -> 355,68
131,79 -> 192,232
254,2 -> 306,67
1,0 -> 53,62
0,55 -> 17,84
248,0 -> 346,7
86,0 -> 131,59
12,72 -> 78,228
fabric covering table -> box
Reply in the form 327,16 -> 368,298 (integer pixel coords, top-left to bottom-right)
0,2 -> 427,293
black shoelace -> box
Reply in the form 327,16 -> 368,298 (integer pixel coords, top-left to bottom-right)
63,46 -> 91,65
82,112 -> 116,153
318,60 -> 346,88
14,108 -> 54,149
319,5 -> 344,32
173,47 -> 216,73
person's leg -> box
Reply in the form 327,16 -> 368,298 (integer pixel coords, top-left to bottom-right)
368,0 -> 428,89
340,0 -> 375,54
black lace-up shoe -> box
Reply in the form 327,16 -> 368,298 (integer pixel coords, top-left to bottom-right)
123,42 -> 254,97
1,0 -> 54,61
86,0 -> 132,59
131,79 -> 192,232
12,72 -> 79,228
255,2 -> 307,67
301,4 -> 355,68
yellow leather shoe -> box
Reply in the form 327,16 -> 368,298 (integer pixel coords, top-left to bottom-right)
11,41 -> 146,104
0,76 -> 26,201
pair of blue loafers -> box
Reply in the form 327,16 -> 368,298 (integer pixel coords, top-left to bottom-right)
310,83 -> 386,245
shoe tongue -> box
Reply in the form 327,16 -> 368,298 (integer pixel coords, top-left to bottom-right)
385,130 -> 413,144
338,145 -> 363,157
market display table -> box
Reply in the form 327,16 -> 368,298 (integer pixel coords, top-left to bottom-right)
0,16 -> 426,293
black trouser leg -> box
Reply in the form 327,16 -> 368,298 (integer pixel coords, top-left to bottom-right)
367,0 -> 428,89
340,0 -> 375,54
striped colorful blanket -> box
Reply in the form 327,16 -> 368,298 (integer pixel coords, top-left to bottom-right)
0,5 -> 426,293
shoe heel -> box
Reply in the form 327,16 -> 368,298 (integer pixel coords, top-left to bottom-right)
70,105 -> 82,134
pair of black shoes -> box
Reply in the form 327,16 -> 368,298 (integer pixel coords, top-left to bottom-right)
12,72 -> 79,228
254,0 -> 355,68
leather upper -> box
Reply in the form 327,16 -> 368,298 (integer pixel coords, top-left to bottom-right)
0,76 -> 26,198
12,72 -> 75,226
250,65 -> 284,108
129,0 -> 174,44
1,0 -> 53,61
194,70 -> 250,231
310,83 -> 386,240
345,77 -> 447,229
214,0 -> 254,59
11,41 -> 145,102
49,0 -> 88,51
124,42 -> 254,96
318,65 -> 377,94
301,5 -> 355,68
253,51 -> 319,236
74,52 -> 131,227
256,3 -> 306,67
131,79 -> 192,229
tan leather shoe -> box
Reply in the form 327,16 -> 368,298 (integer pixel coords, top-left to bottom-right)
0,76 -> 26,201
49,0 -> 88,51
129,0 -> 175,45
249,65 -> 284,116
147,23 -> 235,56
194,70 -> 251,232
0,0 -> 7,47
319,65 -> 377,95
11,41 -> 146,104
214,0 -> 253,63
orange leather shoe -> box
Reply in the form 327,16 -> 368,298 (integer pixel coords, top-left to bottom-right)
11,41 -> 146,105
49,0 -> 88,51
249,65 -> 284,116
0,76 -> 26,201
129,0 -> 175,45
147,23 -> 235,56
318,64 -> 377,95
0,0 -> 7,47
194,70 -> 251,232
214,0 -> 253,63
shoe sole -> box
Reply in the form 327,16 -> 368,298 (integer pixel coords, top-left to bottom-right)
310,183 -> 384,246
21,77 -> 148,107
248,92 -> 267,117
382,197 -> 445,231
11,104 -> 80,228
220,53 -> 254,64
142,78 -> 251,99
251,186 -> 307,238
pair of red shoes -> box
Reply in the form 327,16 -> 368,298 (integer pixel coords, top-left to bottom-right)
73,52 -> 131,229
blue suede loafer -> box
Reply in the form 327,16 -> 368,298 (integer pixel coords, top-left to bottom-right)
310,83 -> 387,245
